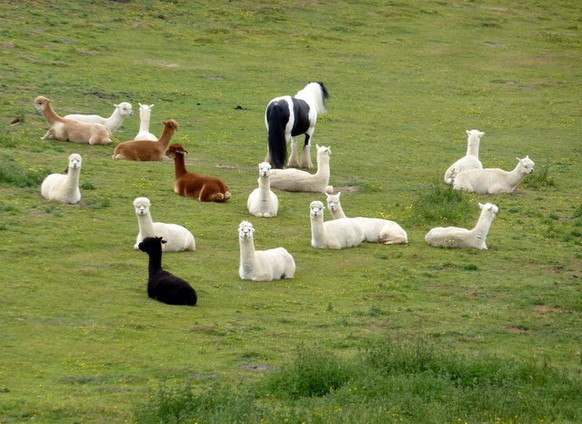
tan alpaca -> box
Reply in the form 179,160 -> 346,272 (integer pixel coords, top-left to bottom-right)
33,96 -> 111,145
112,119 -> 179,161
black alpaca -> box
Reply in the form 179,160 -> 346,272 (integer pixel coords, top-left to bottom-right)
138,236 -> 197,306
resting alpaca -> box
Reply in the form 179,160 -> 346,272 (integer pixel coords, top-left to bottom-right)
65,102 -> 133,132
138,236 -> 197,306
247,162 -> 279,217
444,129 -> 485,184
40,153 -> 82,204
134,103 -> 158,141
33,96 -> 111,145
309,200 -> 364,249
238,221 -> 295,281
166,143 -> 231,202
325,192 -> 408,245
425,203 -> 499,249
133,197 -> 195,252
268,145 -> 333,193
453,156 -> 535,194
112,119 -> 178,161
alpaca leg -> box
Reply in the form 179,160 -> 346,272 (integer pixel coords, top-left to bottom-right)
41,129 -> 55,140
287,136 -> 300,168
301,134 -> 313,169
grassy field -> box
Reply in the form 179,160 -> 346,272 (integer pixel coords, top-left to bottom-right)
1,0 -> 581,422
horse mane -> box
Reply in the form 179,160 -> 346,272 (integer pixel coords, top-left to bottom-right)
296,82 -> 329,115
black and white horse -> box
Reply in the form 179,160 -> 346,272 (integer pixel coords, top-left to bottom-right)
264,82 -> 329,169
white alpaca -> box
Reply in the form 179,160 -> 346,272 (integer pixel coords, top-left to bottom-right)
134,103 -> 158,141
444,130 -> 485,184
453,156 -> 535,194
238,221 -> 296,281
133,197 -> 195,252
269,145 -> 333,193
65,102 -> 133,132
247,162 -> 279,217
40,153 -> 82,204
34,96 -> 112,145
309,200 -> 364,249
325,192 -> 408,245
425,203 -> 499,249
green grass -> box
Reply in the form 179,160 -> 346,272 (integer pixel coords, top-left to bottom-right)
1,0 -> 581,422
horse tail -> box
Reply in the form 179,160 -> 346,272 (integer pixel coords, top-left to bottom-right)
266,102 -> 289,169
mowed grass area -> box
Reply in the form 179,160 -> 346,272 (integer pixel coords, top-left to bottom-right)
0,0 -> 581,422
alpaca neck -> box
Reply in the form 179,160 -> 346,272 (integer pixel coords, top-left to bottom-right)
63,168 -> 80,196
43,102 -> 62,125
172,153 -> 188,178
471,211 -> 494,238
466,137 -> 480,157
137,212 -> 156,237
258,175 -> 271,194
330,202 -> 347,219
157,125 -> 177,149
139,110 -> 151,132
506,164 -> 526,189
311,216 -> 327,242
239,237 -> 256,266
314,156 -> 330,179
147,248 -> 163,277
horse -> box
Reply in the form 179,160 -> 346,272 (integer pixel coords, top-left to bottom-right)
264,82 -> 329,169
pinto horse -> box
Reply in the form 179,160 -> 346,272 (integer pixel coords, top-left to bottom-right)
265,82 -> 329,169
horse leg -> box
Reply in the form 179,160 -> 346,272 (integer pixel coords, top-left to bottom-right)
287,136 -> 300,168
301,134 -> 314,169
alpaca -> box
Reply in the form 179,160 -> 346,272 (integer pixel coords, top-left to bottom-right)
133,103 -> 158,141
138,236 -> 197,306
247,162 -> 279,217
166,143 -> 231,202
133,197 -> 195,252
325,192 -> 408,245
112,119 -> 178,161
40,153 -> 82,204
33,96 -> 112,145
65,102 -> 133,132
268,145 -> 333,193
444,130 -> 485,184
452,156 -> 535,194
309,200 -> 364,249
425,203 -> 499,249
238,221 -> 296,281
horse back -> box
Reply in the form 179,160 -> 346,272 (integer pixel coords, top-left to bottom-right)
291,98 -> 311,136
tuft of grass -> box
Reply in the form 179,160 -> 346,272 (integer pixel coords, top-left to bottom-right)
0,155 -> 50,188
523,164 -> 555,189
410,179 -> 472,225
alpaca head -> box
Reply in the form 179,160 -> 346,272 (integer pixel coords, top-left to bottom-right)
114,102 -> 133,117
466,129 -> 485,141
166,143 -> 188,159
133,197 -> 151,216
258,162 -> 271,177
478,202 -> 499,219
163,119 -> 179,131
238,221 -> 254,240
33,96 -> 50,112
138,103 -> 154,116
138,236 -> 166,253
310,200 -> 325,218
68,153 -> 82,170
517,156 -> 535,174
316,145 -> 331,161
325,192 -> 341,213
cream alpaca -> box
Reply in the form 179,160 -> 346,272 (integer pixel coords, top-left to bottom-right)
33,96 -> 112,145
309,200 -> 364,249
134,103 -> 158,141
133,197 -> 195,252
65,102 -> 133,132
444,129 -> 485,184
41,153 -> 82,204
425,203 -> 499,249
238,221 -> 295,281
269,145 -> 333,193
453,156 -> 535,194
325,192 -> 408,245
247,162 -> 279,217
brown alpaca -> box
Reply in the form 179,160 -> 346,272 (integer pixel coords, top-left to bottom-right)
166,144 -> 231,203
112,119 -> 179,161
33,96 -> 112,145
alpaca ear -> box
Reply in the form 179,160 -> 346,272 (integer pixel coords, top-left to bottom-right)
479,131 -> 485,136
139,103 -> 143,107
114,103 -> 119,107
150,104 -> 155,108
478,202 -> 484,209
466,130 -> 470,135
516,157 -> 521,161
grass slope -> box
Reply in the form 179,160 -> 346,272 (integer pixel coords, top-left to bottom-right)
0,0 -> 580,422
